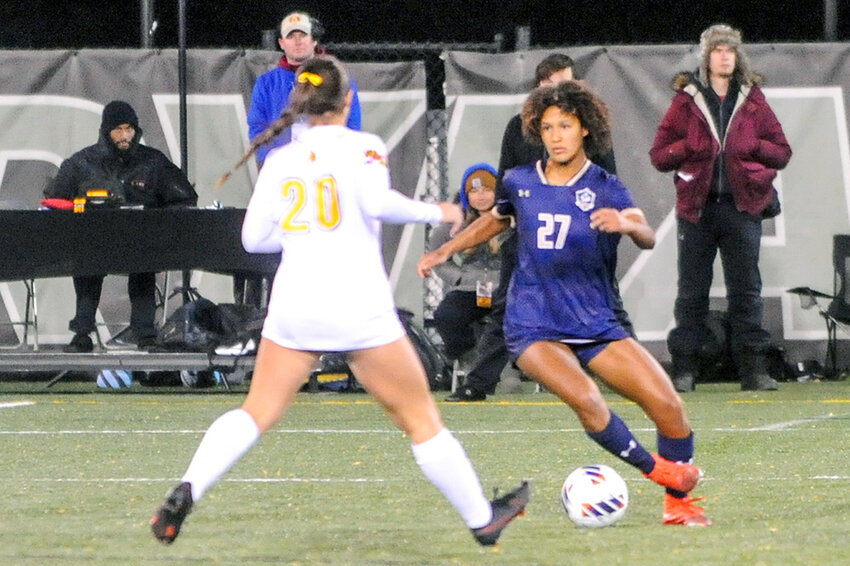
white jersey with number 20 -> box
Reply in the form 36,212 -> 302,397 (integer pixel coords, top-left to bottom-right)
242,125 -> 442,351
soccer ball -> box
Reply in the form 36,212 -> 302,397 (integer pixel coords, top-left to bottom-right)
561,464 -> 629,528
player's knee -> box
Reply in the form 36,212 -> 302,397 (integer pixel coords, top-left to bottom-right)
649,392 -> 687,429
569,389 -> 608,424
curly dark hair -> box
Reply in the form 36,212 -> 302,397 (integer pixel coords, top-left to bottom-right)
520,80 -> 611,160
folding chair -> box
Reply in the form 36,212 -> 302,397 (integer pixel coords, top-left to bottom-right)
0,279 -> 38,351
787,286 -> 846,379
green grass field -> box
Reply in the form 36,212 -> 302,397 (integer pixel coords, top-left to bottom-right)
1,379 -> 849,565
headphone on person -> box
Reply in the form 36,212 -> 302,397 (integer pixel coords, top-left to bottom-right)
309,15 -> 325,42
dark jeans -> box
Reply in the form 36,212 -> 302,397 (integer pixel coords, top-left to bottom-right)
69,273 -> 157,339
463,233 -> 516,395
464,297 -> 509,394
433,290 -> 492,359
668,200 -> 770,368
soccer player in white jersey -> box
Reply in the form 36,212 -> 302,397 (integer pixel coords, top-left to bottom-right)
151,56 -> 529,547
419,81 -> 710,527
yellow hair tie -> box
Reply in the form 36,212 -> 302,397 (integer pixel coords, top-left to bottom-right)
297,72 -> 323,86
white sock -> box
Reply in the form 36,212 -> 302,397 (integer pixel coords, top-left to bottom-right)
181,408 -> 260,502
411,428 -> 492,529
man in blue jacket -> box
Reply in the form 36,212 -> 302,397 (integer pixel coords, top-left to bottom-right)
248,11 -> 362,165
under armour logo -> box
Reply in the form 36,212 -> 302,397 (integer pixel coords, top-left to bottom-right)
619,440 -> 637,458
518,189 -> 531,198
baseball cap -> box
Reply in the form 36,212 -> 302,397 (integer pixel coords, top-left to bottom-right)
281,12 -> 312,37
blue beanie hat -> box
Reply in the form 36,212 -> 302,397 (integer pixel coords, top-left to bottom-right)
458,162 -> 497,210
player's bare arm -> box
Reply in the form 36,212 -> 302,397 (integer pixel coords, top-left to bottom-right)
417,212 -> 509,277
436,202 -> 464,233
589,207 -> 655,250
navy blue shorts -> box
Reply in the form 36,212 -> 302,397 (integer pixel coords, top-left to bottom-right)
507,325 -> 628,366
560,340 -> 614,366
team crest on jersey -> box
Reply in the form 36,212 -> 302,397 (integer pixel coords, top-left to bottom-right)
365,149 -> 388,168
575,188 -> 596,211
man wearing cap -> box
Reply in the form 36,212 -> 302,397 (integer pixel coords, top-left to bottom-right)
650,24 -> 791,392
44,100 -> 197,353
248,11 -> 362,165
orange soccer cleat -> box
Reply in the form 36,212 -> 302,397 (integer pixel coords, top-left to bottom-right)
644,454 -> 702,492
663,494 -> 712,526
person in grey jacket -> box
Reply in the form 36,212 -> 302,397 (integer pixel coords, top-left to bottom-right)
428,163 -> 504,364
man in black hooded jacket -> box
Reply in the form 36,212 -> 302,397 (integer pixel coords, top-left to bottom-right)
44,100 -> 197,353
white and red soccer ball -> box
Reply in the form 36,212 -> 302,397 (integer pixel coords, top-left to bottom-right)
561,464 -> 629,528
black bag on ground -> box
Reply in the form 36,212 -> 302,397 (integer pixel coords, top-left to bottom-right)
695,311 -> 736,382
156,298 -> 223,352
697,310 -> 789,383
156,299 -> 265,353
308,309 -> 452,392
396,308 -> 453,391
215,302 -> 265,347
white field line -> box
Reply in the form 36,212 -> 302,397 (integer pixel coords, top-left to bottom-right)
0,427 -> 663,435
0,401 -> 34,409
0,421 -> 846,435
15,477 -> 386,483
0,417 -> 845,435
5,475 -> 850,484
715,413 -> 846,431
0,428 -> 583,434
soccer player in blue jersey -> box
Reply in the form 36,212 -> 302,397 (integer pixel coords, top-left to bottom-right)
419,80 -> 710,526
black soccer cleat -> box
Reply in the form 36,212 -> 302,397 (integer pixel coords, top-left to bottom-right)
151,482 -> 193,544
471,481 -> 530,546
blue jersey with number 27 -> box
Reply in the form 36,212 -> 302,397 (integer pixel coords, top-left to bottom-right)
497,159 -> 635,359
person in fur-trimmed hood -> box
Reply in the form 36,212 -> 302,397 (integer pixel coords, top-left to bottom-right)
649,24 -> 792,393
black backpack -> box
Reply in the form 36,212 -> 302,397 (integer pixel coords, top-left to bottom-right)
156,298 -> 264,353
309,309 -> 452,392
396,308 -> 453,391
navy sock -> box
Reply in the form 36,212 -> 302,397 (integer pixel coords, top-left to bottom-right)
657,431 -> 695,498
586,412 -> 655,474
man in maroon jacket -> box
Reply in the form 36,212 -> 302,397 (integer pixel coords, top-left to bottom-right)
650,24 -> 792,392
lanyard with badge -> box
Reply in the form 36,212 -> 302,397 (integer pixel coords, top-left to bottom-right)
467,174 -> 494,308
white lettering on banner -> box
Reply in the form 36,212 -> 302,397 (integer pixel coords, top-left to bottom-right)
0,150 -> 64,186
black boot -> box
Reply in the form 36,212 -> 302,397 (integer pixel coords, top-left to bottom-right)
670,355 -> 697,393
738,352 -> 778,391
63,333 -> 93,353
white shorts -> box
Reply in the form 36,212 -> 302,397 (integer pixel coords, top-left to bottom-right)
260,308 -> 406,352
